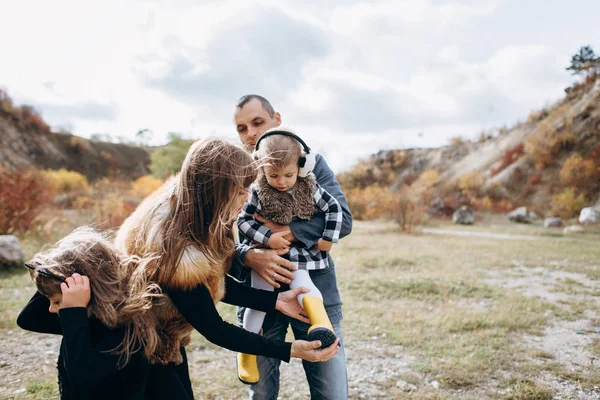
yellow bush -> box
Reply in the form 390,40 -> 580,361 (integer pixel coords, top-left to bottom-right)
346,185 -> 393,220
524,105 -> 577,170
130,175 -> 163,198
559,153 -> 598,189
42,169 -> 90,194
457,171 -> 484,195
550,188 -> 587,219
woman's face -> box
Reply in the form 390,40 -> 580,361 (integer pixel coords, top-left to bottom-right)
229,187 -> 249,221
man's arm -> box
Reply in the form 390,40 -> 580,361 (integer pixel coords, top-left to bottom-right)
290,155 -> 352,248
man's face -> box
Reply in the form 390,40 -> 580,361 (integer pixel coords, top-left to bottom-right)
234,98 -> 281,151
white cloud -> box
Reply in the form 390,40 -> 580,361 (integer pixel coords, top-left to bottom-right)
1,0 -> 599,172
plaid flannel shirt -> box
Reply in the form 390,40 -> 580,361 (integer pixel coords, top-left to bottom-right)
238,183 -> 342,270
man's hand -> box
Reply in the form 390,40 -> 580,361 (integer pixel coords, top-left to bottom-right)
60,273 -> 91,309
255,214 -> 296,242
245,248 -> 296,288
316,239 -> 333,252
268,231 -> 291,249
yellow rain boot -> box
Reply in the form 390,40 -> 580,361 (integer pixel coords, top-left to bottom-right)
302,296 -> 337,349
236,352 -> 259,385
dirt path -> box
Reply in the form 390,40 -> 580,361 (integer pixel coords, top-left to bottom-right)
485,263 -> 600,400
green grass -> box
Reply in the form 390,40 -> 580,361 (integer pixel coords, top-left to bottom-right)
2,219 -> 599,399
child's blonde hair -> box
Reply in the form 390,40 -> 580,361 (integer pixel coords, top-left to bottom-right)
258,135 -> 302,170
28,226 -> 163,367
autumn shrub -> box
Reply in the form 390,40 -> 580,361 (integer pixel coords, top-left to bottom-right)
457,171 -> 485,195
525,106 -> 577,170
0,168 -> 52,234
130,175 -> 163,198
89,179 -> 137,228
391,185 -> 424,233
490,143 -> 524,176
550,188 -> 587,219
559,153 -> 598,191
42,169 -> 90,194
345,185 -> 393,220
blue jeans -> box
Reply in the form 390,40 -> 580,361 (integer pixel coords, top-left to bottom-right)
248,316 -> 348,400
236,265 -> 348,399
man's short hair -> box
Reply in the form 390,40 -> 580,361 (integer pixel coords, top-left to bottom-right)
236,94 -> 275,117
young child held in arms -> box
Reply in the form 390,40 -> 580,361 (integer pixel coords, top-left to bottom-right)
236,127 -> 343,384
16,227 -> 185,400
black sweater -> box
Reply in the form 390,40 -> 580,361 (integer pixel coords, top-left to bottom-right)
17,292 -> 192,400
166,275 -> 292,362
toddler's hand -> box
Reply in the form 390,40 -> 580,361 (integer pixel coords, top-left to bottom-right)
268,231 -> 291,250
61,273 -> 91,309
317,239 -> 333,252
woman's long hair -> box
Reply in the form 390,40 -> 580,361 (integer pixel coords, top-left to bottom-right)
29,226 -> 162,367
133,138 -> 257,285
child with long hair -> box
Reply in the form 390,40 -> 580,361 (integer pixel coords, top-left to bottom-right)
115,138 -> 339,386
236,127 -> 343,384
16,226 -> 191,400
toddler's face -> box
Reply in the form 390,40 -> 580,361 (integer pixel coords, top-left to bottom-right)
264,163 -> 298,192
47,293 -> 63,314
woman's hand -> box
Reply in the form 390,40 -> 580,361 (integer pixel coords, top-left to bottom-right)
275,287 -> 310,323
60,273 -> 91,309
290,339 -> 340,362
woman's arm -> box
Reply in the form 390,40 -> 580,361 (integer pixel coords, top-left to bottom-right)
16,291 -> 62,335
167,283 -> 293,361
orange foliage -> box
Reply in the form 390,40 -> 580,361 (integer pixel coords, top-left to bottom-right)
345,185 -> 393,220
391,185 -> 424,233
559,153 -> 598,190
490,143 -> 525,176
551,188 -> 587,220
130,175 -> 163,198
0,168 -> 52,234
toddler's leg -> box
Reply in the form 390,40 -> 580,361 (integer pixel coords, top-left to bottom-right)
238,270 -> 272,385
290,270 -> 337,349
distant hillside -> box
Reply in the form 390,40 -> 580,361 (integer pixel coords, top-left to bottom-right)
0,90 -> 150,182
339,76 -> 600,218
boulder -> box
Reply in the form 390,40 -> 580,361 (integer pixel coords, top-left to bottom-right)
563,225 -> 584,235
578,207 -> 600,225
544,217 -> 563,228
0,235 -> 25,270
506,207 -> 538,224
452,206 -> 475,225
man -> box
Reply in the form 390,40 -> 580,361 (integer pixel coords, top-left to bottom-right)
231,95 -> 352,400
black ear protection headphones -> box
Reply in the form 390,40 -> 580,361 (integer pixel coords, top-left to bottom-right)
252,127 -> 316,177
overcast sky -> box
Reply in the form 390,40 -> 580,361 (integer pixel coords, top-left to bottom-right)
1,0 -> 599,172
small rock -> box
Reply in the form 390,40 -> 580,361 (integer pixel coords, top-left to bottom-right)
431,380 -> 440,389
544,217 -> 563,228
396,380 -> 417,392
0,235 -> 25,270
506,206 -> 537,224
563,225 -> 584,235
452,206 -> 475,225
579,207 -> 600,225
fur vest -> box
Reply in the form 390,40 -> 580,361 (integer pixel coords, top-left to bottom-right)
115,177 -> 232,365
255,173 -> 318,225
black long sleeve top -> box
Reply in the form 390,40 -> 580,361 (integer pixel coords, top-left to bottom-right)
17,292 -> 191,400
165,275 -> 292,362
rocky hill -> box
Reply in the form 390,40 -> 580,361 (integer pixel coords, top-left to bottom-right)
0,91 -> 150,182
339,76 -> 600,218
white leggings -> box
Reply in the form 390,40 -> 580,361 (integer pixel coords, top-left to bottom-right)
243,269 -> 323,334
